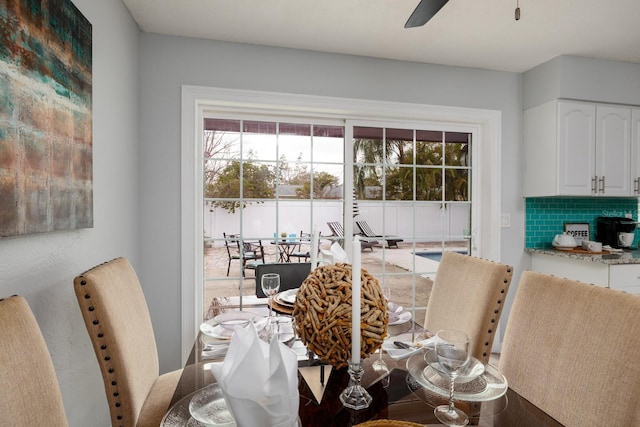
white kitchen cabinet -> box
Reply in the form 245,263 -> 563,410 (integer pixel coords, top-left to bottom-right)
609,264 -> 640,294
531,252 -> 640,295
524,100 -> 634,197
530,253 -> 608,286
631,108 -> 640,195
596,105 -> 632,196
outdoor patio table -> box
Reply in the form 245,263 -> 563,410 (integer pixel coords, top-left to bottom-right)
271,240 -> 303,262
161,324 -> 563,427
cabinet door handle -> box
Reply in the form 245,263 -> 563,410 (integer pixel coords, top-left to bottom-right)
635,177 -> 640,194
599,176 -> 605,193
592,176 -> 598,193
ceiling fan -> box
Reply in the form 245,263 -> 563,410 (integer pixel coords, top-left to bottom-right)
404,0 -> 449,28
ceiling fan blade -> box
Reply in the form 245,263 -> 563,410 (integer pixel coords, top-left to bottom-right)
404,0 -> 450,28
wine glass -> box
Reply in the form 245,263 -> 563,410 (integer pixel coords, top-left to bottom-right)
373,287 -> 392,386
261,273 -> 280,333
433,329 -> 471,426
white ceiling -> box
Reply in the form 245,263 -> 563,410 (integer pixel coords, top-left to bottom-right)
121,0 -> 640,73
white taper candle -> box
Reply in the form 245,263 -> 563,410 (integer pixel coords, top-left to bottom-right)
310,225 -> 318,271
351,235 -> 361,364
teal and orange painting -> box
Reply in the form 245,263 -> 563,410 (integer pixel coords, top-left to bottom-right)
0,0 -> 92,237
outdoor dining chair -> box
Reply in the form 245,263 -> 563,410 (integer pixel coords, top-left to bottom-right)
223,232 -> 265,276
499,271 -> 640,427
74,257 -> 182,427
356,220 -> 403,248
0,295 -> 69,427
290,231 -> 312,262
255,262 -> 312,297
423,251 -> 513,364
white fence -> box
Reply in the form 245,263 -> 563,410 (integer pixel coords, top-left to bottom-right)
204,201 -> 469,247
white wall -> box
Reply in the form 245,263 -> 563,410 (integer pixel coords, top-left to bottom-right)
138,34 -> 525,371
0,0 -> 140,425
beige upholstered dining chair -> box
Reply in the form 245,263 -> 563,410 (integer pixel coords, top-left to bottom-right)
0,295 -> 69,426
423,251 -> 513,364
74,257 -> 182,427
499,271 -> 640,426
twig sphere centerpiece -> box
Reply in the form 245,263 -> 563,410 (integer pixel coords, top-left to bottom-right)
292,263 -> 388,369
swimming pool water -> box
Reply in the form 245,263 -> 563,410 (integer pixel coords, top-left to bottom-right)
415,250 -> 467,262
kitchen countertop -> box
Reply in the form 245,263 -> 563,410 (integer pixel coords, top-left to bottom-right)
526,247 -> 640,265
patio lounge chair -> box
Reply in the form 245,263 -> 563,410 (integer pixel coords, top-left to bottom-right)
356,220 -> 403,248
327,221 -> 377,251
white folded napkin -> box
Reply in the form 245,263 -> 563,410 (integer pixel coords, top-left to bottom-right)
319,242 -> 349,265
381,334 -> 437,360
210,324 -> 299,427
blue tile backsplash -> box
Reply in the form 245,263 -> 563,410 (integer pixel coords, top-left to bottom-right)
525,198 -> 639,248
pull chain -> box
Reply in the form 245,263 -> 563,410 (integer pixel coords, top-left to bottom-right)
515,0 -> 521,20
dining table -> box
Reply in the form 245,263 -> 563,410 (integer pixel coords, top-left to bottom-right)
162,304 -> 563,427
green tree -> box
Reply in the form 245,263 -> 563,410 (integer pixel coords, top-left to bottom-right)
295,171 -> 340,199
203,130 -> 237,187
208,161 -> 276,213
353,137 -> 468,202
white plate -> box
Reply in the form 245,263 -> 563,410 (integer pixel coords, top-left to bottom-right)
213,311 -> 257,331
553,245 -> 576,251
424,349 -> 485,383
407,353 -> 508,402
388,310 -> 412,326
200,313 -> 267,339
277,289 -> 298,305
188,383 -> 236,426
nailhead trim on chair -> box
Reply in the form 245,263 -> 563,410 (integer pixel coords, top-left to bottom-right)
481,266 -> 512,359
78,267 -> 125,427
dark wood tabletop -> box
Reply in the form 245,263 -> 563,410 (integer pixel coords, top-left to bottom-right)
163,332 -> 563,427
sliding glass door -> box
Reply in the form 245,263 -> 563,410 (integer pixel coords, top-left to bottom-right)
200,117 -> 473,321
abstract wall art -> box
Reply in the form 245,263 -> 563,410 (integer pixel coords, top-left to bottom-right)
0,0 -> 92,237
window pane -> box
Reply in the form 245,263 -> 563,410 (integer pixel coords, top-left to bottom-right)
203,128 -> 240,161
242,161 -> 276,199
313,125 -> 344,163
353,126 -> 383,163
280,123 -> 311,163
445,168 -> 469,201
387,128 -> 414,165
385,166 -> 414,200
444,132 -> 471,167
416,141 -> 442,166
204,118 -> 240,133
313,163 -> 343,200
208,160 -> 241,200
280,123 -> 311,136
243,120 -> 277,160
416,168 -> 442,201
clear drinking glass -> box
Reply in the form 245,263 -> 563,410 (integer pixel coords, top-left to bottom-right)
261,273 -> 280,331
372,287 -> 391,385
433,329 -> 471,426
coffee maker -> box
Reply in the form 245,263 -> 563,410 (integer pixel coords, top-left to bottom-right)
596,217 -> 637,249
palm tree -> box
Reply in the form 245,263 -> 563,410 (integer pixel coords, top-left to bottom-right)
353,136 -> 469,202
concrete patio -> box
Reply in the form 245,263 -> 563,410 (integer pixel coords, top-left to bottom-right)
203,240 -> 469,323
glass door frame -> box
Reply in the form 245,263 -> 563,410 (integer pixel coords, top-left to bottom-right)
180,85 -> 502,364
